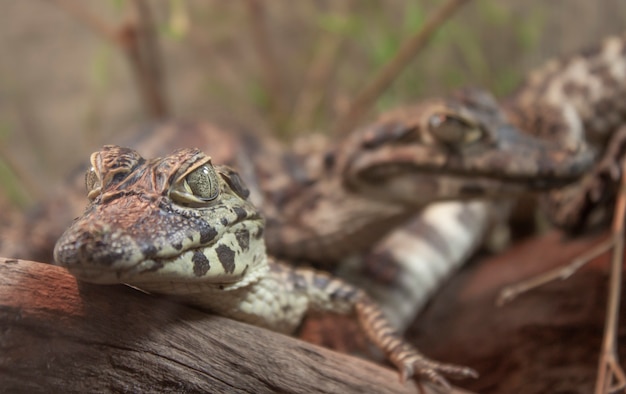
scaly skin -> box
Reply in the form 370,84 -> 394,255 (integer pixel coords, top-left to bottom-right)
0,90 -> 594,331
53,145 -> 477,388
2,90 -> 590,266
262,88 -> 593,263
504,32 -> 626,233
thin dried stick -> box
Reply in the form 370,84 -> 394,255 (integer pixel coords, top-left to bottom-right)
245,0 -> 289,134
128,0 -> 169,118
49,0 -> 169,119
497,237 -> 615,306
331,0 -> 472,137
594,160 -> 626,394
290,1 -> 356,134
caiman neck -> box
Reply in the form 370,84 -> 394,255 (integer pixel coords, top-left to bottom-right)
263,178 -> 412,264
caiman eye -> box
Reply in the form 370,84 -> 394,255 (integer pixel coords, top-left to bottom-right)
171,163 -> 220,206
186,165 -> 219,200
428,114 -> 484,145
85,167 -> 101,200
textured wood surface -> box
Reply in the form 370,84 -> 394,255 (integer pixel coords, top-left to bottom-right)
0,258 -> 474,394
410,230 -> 624,394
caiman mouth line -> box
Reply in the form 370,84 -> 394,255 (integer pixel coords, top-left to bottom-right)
360,162 -> 584,188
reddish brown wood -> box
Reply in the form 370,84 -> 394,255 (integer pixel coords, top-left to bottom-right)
0,258 -> 472,394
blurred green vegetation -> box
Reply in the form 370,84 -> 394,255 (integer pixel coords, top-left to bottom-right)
6,0 -> 622,209
147,0 -> 547,135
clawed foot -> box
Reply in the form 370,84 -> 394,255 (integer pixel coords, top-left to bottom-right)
391,343 -> 478,391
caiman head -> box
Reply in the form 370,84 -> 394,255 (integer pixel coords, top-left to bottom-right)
335,88 -> 594,206
54,145 -> 266,289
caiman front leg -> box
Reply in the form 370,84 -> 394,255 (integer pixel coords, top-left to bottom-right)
265,262 -> 478,390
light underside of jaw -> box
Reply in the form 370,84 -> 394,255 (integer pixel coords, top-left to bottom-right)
66,246 -> 242,285
64,222 -> 265,286
358,163 -> 582,187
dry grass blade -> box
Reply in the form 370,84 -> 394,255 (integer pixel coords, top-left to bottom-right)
331,0 -> 472,137
290,0 -> 356,134
127,0 -> 169,118
49,0 -> 169,119
245,0 -> 289,135
496,237 -> 614,306
594,159 -> 626,394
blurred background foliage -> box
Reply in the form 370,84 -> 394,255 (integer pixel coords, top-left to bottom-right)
0,0 -> 625,210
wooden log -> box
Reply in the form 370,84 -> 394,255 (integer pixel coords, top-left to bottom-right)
0,258 -> 473,394
410,230 -> 622,393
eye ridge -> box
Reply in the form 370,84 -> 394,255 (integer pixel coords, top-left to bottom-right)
220,171 -> 250,199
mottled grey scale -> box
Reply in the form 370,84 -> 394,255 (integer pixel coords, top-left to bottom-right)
215,244 -> 236,273
254,226 -> 264,240
233,206 -> 247,221
287,269 -> 308,290
200,226 -> 218,244
192,250 -> 211,277
329,285 -> 359,302
312,275 -> 330,290
235,229 -> 250,251
141,244 -> 159,259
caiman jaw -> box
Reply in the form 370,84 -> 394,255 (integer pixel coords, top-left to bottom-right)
339,90 -> 595,205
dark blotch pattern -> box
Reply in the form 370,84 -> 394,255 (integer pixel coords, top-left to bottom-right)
330,286 -> 358,302
192,250 -> 211,276
233,206 -> 247,221
216,244 -> 236,273
172,241 -> 183,251
362,250 -> 400,285
288,270 -> 308,290
141,244 -> 159,259
235,229 -> 250,251
200,226 -> 218,244
313,275 -> 329,290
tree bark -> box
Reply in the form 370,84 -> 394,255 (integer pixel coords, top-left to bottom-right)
0,258 -> 472,394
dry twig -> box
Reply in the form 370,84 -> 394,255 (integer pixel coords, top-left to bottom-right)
290,1 -> 356,134
126,0 -> 169,118
48,0 -> 169,119
331,0 -> 472,137
594,159 -> 626,394
245,0 -> 289,135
